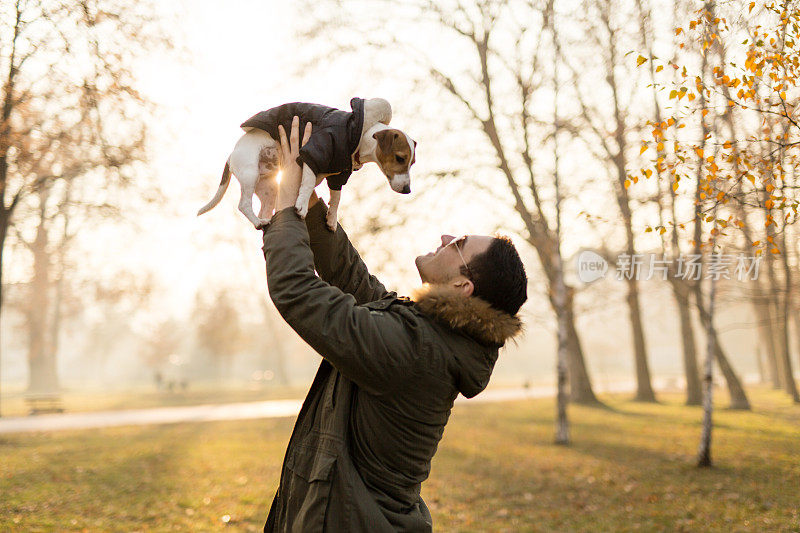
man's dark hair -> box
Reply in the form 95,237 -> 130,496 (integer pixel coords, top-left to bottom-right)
461,235 -> 527,316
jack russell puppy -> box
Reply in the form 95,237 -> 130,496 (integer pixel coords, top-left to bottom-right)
197,97 -> 417,231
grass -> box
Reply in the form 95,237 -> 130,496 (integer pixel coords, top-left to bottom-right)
1,386 -> 798,532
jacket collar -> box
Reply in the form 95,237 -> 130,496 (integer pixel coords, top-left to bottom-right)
411,284 -> 523,346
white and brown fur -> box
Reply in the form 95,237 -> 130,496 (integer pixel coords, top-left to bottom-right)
197,98 -> 417,231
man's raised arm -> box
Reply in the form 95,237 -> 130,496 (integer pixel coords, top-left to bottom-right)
302,192 -> 393,306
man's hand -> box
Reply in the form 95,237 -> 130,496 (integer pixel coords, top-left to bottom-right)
275,116 -> 313,212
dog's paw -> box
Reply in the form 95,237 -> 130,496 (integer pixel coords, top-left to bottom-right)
325,214 -> 338,232
294,200 -> 309,219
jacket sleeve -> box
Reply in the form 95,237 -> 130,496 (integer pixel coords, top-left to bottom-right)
304,200 -> 393,305
263,207 -> 419,395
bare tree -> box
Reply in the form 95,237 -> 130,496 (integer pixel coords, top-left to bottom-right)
561,0 -> 657,402
696,251 -> 719,467
636,0 -> 704,405
548,0 -> 570,444
0,0 -> 171,409
299,0 -> 600,403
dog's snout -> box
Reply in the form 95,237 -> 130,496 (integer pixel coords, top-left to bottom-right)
401,184 -> 411,194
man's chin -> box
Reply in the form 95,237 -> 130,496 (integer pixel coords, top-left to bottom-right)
414,256 -> 429,283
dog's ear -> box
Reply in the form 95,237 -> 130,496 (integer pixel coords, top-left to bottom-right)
373,129 -> 399,154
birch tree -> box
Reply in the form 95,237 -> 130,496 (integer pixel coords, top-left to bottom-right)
636,1 -> 768,410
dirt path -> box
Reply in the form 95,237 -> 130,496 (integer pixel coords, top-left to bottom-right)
0,382 -> 639,434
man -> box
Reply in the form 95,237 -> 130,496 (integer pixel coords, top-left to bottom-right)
262,117 -> 527,532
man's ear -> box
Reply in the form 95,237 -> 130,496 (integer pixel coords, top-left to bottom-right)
373,129 -> 398,154
452,278 -> 474,297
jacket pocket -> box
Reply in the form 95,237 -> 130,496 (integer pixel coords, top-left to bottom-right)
286,448 -> 337,482
283,447 -> 337,532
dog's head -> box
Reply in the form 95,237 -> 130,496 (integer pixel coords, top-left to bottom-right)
372,129 -> 416,194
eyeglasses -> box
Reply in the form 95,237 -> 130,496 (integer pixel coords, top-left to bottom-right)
444,235 -> 473,278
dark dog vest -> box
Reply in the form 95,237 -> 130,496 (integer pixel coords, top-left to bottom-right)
241,98 -> 365,190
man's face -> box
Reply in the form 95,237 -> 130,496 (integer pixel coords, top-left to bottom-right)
415,234 -> 493,285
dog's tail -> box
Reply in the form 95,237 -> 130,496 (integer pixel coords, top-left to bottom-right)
197,161 -> 231,216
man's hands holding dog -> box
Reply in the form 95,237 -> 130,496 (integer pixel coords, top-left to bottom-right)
275,116 -> 313,213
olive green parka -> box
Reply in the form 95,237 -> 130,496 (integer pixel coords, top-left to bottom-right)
262,202 -> 522,532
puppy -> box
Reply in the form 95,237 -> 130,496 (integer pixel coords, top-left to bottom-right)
197,98 -> 417,231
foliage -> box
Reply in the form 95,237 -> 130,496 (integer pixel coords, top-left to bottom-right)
634,1 -> 800,252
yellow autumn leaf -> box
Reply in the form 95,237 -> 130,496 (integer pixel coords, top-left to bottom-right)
752,240 -> 760,246
749,1 -> 755,11
640,144 -> 648,155
669,89 -> 678,99
659,227 -> 667,235
656,65 -> 664,72
672,182 -> 679,192
771,248 -> 780,254
637,55 -> 648,66
645,226 -> 653,232
624,179 -> 631,189
780,91 -> 787,99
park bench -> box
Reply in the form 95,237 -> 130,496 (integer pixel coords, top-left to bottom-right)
25,394 -> 65,415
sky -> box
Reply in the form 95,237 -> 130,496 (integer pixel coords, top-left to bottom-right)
1,0 -> 767,389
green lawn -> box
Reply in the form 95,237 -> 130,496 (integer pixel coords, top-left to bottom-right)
1,387 -> 798,532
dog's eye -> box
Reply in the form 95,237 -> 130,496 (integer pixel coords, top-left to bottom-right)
395,155 -> 406,164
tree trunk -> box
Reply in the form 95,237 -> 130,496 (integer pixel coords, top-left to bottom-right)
626,274 -> 656,401
597,0 -> 656,402
554,281 -> 570,444
794,305 -> 800,372
754,286 -> 781,388
765,235 -> 799,400
777,233 -> 799,402
671,280 -> 702,404
551,24 -> 570,443
564,301 -> 599,404
26,187 -> 59,393
693,288 -> 751,410
0,213 -> 6,417
697,267 -> 718,467
755,347 -> 767,385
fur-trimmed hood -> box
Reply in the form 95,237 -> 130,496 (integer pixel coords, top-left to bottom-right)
411,284 -> 523,346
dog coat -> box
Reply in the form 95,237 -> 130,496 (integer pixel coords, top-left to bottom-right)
241,98 -> 366,191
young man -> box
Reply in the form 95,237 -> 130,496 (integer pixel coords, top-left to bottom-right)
262,117 -> 527,532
